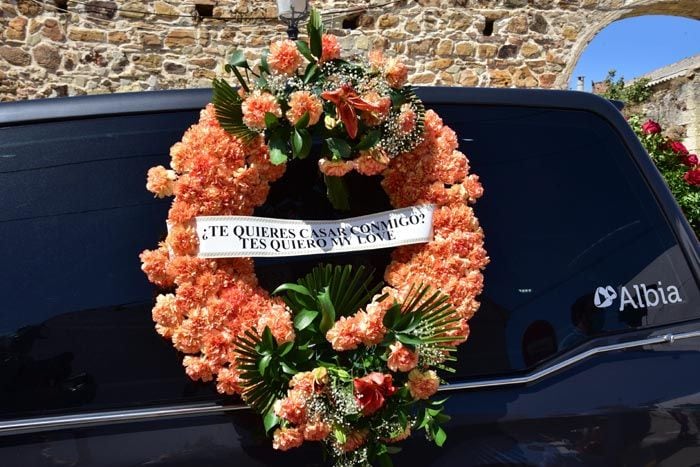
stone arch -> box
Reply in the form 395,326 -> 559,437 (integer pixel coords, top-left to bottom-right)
562,0 -> 700,87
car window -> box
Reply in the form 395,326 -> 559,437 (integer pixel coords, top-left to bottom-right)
1,101 -> 697,420
0,111 -> 224,419
430,104 -> 700,379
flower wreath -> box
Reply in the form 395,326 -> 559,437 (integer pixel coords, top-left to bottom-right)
140,10 -> 488,467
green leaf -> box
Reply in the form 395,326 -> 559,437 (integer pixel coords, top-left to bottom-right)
261,327 -> 275,350
317,287 -> 336,334
263,410 -> 279,434
382,303 -> 401,328
273,283 -> 312,296
264,112 -> 279,129
434,413 -> 451,424
433,426 -> 447,447
292,129 -> 304,158
294,309 -> 319,331
281,362 -> 297,374
268,132 -> 288,165
356,129 -> 381,151
430,398 -> 449,406
324,175 -> 350,211
277,341 -> 294,356
417,408 -> 429,429
326,137 -> 352,159
230,66 -> 250,93
297,129 -> 312,159
294,111 -> 310,129
290,128 -> 312,160
258,354 -> 271,376
260,50 -> 269,74
397,410 -> 408,428
303,63 -> 320,84
334,368 -> 353,382
308,8 -> 323,59
396,333 -> 423,346
386,446 -> 402,454
334,428 -> 347,445
229,49 -> 249,68
296,40 -> 316,63
377,452 -> 393,467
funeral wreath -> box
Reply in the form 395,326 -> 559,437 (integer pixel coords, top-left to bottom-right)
140,9 -> 488,467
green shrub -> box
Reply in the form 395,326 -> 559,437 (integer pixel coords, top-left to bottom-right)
599,70 -> 652,104
628,115 -> 700,236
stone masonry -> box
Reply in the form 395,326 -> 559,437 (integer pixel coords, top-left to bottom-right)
626,55 -> 700,155
0,0 -> 698,101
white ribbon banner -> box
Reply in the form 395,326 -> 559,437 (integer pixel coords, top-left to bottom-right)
194,205 -> 435,258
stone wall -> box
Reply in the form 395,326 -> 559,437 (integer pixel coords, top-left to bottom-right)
1,0 -> 698,101
626,72 -> 700,155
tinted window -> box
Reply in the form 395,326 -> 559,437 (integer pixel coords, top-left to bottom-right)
0,111 -> 223,419
431,104 -> 700,378
1,102 -> 697,420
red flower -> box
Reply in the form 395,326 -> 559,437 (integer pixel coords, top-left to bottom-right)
321,84 -> 385,139
682,154 -> 698,167
353,372 -> 396,416
684,168 -> 700,186
641,119 -> 661,135
669,140 -> 689,155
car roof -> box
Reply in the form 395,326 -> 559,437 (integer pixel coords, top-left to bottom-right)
0,86 -> 623,126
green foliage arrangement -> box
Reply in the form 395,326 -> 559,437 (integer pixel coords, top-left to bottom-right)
234,264 -> 459,466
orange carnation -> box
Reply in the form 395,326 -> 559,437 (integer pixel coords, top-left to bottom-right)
326,315 -> 362,351
268,39 -> 303,75
387,341 -> 418,372
274,389 -> 308,425
303,420 -> 332,441
272,427 -> 304,451
407,369 -> 440,400
354,151 -> 388,176
384,57 -> 408,88
338,429 -> 368,453
242,91 -> 282,131
320,34 -> 342,63
146,165 -> 177,198
286,90 -> 323,127
318,158 -> 354,177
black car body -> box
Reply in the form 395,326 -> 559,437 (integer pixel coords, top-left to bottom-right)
0,87 -> 699,466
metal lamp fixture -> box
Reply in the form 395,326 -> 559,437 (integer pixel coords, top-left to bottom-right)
276,0 -> 310,40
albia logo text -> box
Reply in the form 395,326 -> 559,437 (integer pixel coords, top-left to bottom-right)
594,282 -> 682,311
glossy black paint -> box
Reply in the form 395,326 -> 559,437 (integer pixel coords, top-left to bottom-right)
2,332 -> 699,466
1,87 -> 699,466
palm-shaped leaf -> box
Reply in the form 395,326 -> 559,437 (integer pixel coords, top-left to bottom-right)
398,86 -> 426,134
385,284 -> 462,356
275,264 -> 384,318
211,78 -> 258,142
234,328 -> 294,414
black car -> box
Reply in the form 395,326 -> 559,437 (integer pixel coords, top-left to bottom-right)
1,87 -> 699,466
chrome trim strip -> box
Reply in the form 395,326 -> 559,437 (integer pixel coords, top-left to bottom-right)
1,329 -> 699,436
440,330 -> 700,392
0,403 -> 247,436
